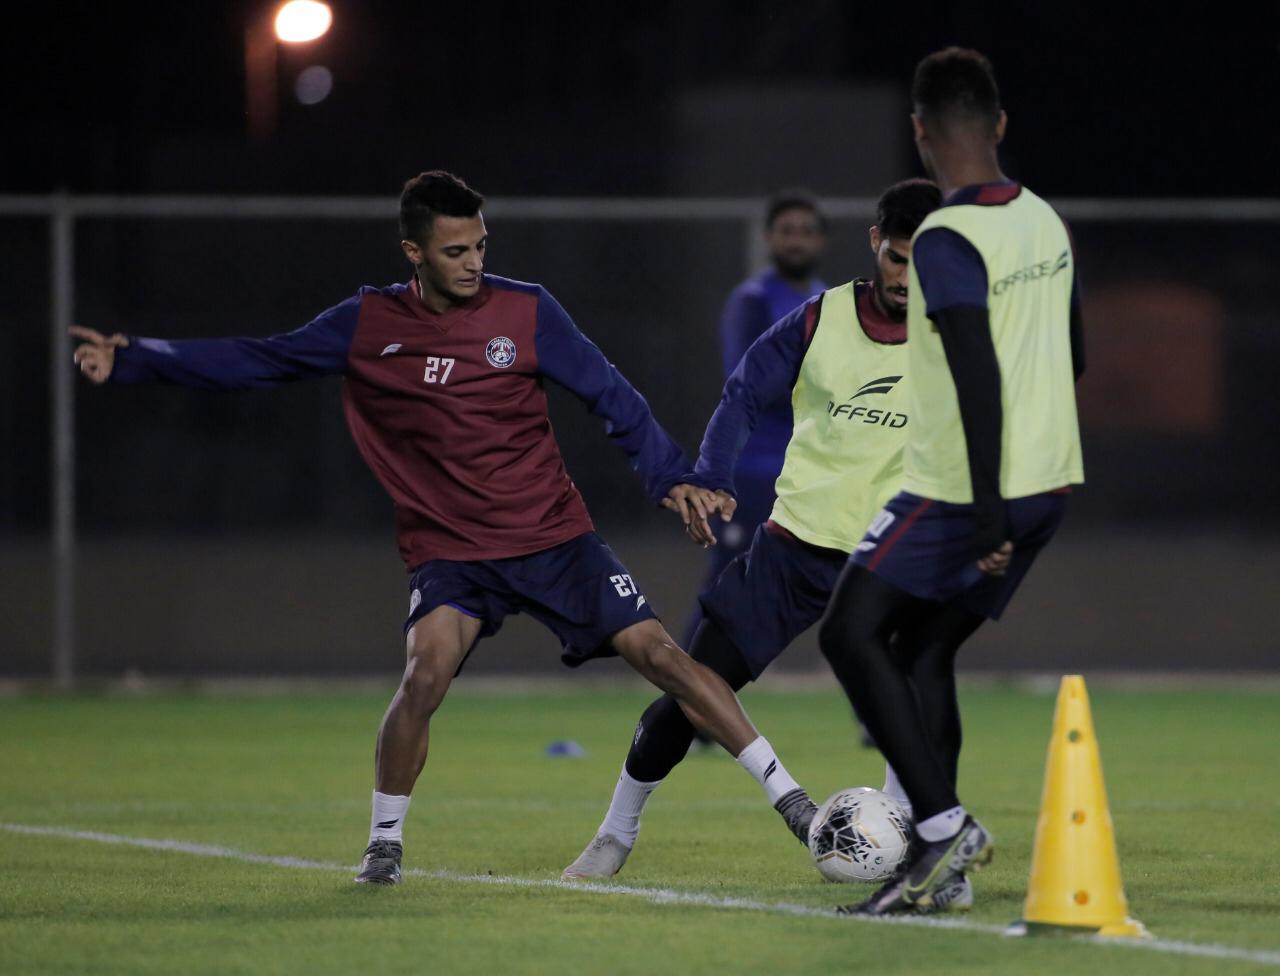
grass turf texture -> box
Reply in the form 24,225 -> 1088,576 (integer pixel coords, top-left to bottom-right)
2,684 -> 1277,975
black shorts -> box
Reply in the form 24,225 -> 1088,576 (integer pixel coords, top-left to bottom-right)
699,523 -> 848,678
404,532 -> 658,669
851,490 -> 1068,619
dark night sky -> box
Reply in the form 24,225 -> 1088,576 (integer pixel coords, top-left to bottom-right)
5,1 -> 1279,197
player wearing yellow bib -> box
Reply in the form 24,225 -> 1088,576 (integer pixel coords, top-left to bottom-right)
821,49 -> 1086,917
563,180 -> 955,885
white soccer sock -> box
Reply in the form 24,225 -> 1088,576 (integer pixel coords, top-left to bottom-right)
882,763 -> 914,821
369,791 -> 412,844
736,736 -> 801,806
599,767 -> 662,848
916,805 -> 966,842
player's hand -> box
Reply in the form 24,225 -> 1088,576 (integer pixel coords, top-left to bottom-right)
977,541 -> 1013,576
662,484 -> 719,547
70,326 -> 128,384
713,490 -> 737,523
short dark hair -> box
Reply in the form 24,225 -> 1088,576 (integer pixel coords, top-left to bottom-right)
765,188 -> 827,232
912,47 -> 1001,132
399,170 -> 485,242
876,178 -> 942,239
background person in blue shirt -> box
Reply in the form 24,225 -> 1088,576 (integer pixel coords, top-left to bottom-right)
681,189 -> 828,651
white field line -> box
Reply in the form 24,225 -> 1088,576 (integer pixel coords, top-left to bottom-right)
2,823 -> 1278,968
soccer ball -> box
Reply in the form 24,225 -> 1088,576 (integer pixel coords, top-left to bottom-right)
808,787 -> 912,883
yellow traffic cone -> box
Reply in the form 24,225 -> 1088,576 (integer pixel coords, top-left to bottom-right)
1010,675 -> 1149,938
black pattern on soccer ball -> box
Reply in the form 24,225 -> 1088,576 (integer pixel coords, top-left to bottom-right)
808,788 -> 911,883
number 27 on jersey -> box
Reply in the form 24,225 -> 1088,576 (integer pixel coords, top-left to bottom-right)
424,357 -> 455,384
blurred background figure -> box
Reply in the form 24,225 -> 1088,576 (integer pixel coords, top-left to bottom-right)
680,190 -> 829,653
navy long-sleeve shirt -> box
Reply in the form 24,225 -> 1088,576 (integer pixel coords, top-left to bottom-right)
694,281 -> 900,497
696,300 -> 812,495
718,268 -> 825,481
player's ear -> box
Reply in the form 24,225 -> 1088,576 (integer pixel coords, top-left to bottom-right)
868,225 -> 882,256
994,110 -> 1007,144
400,238 -> 423,267
911,112 -> 926,144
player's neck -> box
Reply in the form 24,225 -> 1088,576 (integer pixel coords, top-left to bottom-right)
932,148 -> 1007,199
418,290 -> 455,314
415,274 -> 466,314
869,287 -> 895,323
862,282 -> 906,340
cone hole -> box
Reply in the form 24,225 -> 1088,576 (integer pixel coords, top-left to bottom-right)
1067,729 -> 1082,742
1074,890 -> 1090,905
1072,810 -> 1086,824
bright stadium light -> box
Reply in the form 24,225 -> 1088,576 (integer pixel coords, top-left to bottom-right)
274,1 -> 332,43
247,1 -> 334,137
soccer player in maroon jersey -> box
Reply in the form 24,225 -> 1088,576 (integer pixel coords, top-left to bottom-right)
71,171 -> 815,885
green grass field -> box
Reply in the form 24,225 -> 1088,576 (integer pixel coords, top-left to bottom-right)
2,682 -> 1278,975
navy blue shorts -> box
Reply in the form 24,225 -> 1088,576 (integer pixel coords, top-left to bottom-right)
710,469 -> 780,563
851,490 -> 1068,619
403,532 -> 658,669
699,523 -> 848,678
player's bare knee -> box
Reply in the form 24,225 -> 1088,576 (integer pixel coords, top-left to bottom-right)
640,639 -> 694,693
398,656 -> 450,717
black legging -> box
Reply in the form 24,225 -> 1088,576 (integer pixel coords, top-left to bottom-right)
625,617 -> 755,782
819,565 -> 984,821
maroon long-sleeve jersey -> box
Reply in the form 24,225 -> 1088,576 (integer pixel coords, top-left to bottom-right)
111,274 -> 692,569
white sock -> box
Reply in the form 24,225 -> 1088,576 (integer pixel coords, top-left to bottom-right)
736,736 -> 801,806
599,767 -> 662,848
882,763 -> 914,821
369,791 -> 412,844
916,805 -> 966,842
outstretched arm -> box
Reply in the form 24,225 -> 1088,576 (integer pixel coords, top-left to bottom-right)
695,298 -> 815,497
534,287 -> 693,503
71,327 -> 130,384
72,291 -> 365,390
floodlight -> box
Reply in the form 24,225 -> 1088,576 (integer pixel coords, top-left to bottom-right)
274,1 -> 332,44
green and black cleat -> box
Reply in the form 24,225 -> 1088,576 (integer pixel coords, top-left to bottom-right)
837,815 -> 992,916
354,839 -> 403,885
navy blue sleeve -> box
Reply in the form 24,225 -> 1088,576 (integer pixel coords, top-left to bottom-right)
719,284 -> 772,377
932,306 -> 1007,555
913,224 -> 1007,553
533,288 -> 691,502
913,228 -> 989,314
694,301 -> 809,495
1066,224 -> 1085,380
109,292 -> 363,390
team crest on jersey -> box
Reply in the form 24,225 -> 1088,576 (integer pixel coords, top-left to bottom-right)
485,336 -> 517,368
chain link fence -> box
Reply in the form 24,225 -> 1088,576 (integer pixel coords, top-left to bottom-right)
2,196 -> 1278,680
